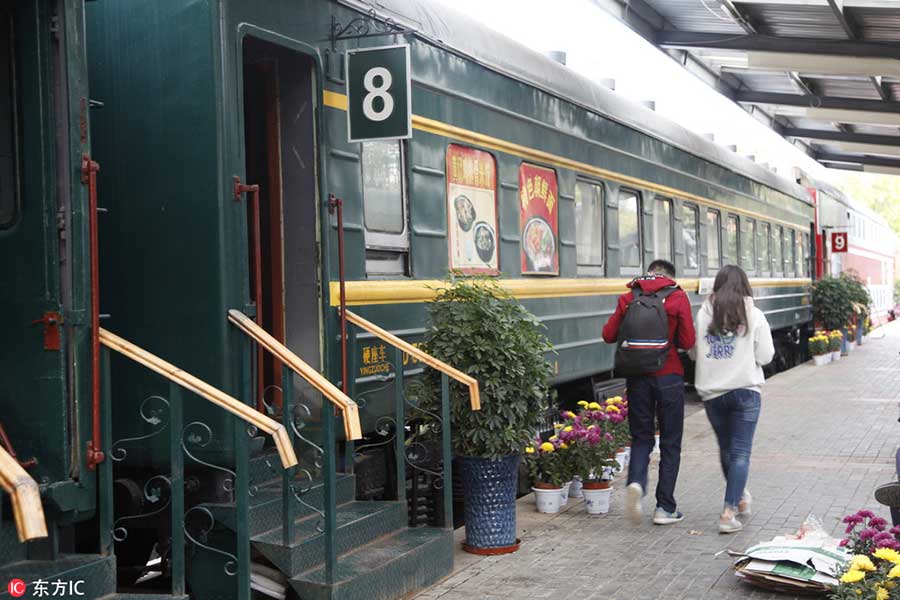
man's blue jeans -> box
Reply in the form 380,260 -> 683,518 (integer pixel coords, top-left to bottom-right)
626,373 -> 684,513
704,389 -> 761,509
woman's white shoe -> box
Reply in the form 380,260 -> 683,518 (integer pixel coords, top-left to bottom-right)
719,515 -> 743,534
738,490 -> 752,517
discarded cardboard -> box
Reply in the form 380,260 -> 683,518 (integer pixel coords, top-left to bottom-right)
730,517 -> 849,595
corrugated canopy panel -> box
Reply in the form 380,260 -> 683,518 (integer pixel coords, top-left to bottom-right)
599,0 -> 900,172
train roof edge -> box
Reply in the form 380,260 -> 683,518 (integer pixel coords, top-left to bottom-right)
336,0 -> 813,204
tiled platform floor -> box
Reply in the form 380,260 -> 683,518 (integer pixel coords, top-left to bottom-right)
417,322 -> 900,599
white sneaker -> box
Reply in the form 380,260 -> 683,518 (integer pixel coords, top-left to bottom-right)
652,508 -> 684,525
719,515 -> 743,533
738,490 -> 752,517
626,482 -> 643,525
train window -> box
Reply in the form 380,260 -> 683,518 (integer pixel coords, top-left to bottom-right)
741,218 -> 756,273
803,233 -> 810,277
618,189 -> 642,270
772,225 -> 783,275
653,198 -> 672,261
759,223 -> 771,274
362,141 -> 408,275
706,210 -> 721,271
788,229 -> 797,276
0,10 -> 16,228
785,228 -> 794,274
574,180 -> 604,272
726,214 -> 739,263
652,198 -> 672,262
682,203 -> 699,271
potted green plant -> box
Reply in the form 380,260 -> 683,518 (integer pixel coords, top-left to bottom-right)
422,276 -> 553,553
812,276 -> 853,331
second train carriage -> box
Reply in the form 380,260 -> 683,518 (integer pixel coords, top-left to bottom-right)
47,0 -> 819,597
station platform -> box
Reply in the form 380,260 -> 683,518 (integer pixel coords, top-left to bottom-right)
417,322 -> 900,600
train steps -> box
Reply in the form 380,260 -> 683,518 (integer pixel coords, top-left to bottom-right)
287,526 -> 453,600
208,449 -> 454,600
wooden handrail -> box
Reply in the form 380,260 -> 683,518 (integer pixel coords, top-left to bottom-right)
98,328 -> 298,469
344,310 -> 481,411
227,310 -> 362,441
0,446 -> 47,542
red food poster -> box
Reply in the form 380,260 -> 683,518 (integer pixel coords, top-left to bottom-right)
519,163 -> 559,275
446,145 -> 498,274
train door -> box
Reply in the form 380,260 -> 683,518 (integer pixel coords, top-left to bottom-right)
0,3 -> 73,484
241,38 -> 320,413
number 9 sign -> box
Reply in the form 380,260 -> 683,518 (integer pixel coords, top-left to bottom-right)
832,231 -> 848,253
346,45 -> 411,143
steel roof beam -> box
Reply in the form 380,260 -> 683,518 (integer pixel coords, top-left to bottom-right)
826,0 -> 860,39
734,91 -> 900,113
815,151 -> 900,168
785,127 -> 900,146
656,31 -> 900,59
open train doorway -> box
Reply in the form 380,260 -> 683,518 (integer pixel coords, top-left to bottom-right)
242,37 -> 321,416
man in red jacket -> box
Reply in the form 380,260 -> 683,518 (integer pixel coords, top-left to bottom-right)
602,259 -> 695,526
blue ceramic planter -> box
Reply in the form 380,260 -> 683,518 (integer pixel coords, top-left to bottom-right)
458,455 -> 520,549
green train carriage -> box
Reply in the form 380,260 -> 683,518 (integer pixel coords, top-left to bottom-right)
1,0 -> 815,598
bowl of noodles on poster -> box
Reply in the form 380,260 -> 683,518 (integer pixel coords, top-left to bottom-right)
523,218 -> 555,272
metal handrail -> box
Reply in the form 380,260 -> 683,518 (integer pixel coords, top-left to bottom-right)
98,328 -> 298,468
0,446 -> 47,541
227,310 -> 362,440
344,310 -> 481,411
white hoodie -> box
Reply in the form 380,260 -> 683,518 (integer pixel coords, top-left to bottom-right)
690,297 -> 775,401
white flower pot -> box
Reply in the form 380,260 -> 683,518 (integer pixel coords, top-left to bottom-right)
583,485 -> 613,515
832,350 -> 842,362
813,353 -> 830,367
560,481 -> 572,505
615,451 -> 627,472
533,486 -> 563,514
569,476 -> 584,499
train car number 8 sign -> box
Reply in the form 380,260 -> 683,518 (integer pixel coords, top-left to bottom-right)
345,45 -> 412,143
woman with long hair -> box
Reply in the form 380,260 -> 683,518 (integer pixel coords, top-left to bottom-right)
691,265 -> 774,533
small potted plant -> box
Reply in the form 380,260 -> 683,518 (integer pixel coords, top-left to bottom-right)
808,333 -> 830,366
560,407 -> 618,515
524,439 -> 568,513
829,329 -> 844,361
422,276 -> 553,554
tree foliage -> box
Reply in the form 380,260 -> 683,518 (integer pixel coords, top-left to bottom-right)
421,277 -> 554,460
836,173 -> 900,237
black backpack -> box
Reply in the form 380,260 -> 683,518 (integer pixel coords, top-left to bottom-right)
614,283 -> 677,377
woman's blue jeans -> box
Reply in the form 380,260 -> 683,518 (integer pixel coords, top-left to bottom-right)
704,389 -> 761,510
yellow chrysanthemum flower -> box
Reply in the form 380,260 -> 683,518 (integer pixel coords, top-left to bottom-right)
563,426 -> 573,432
874,548 -> 900,565
888,565 -> 900,579
851,555 -> 877,572
588,402 -> 602,410
525,446 -> 535,454
606,405 -> 621,413
841,569 -> 866,583
560,443 -> 569,449
553,423 -> 564,429
877,586 -> 889,600
549,436 -> 558,442
587,424 -> 597,430
577,400 -> 589,407
539,442 -> 554,453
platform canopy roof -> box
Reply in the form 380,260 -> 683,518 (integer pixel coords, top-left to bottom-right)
597,0 -> 900,174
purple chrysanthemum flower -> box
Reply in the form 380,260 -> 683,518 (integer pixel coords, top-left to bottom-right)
858,510 -> 876,519
839,539 -> 849,547
876,538 -> 900,550
870,517 -> 888,531
859,528 -> 878,541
